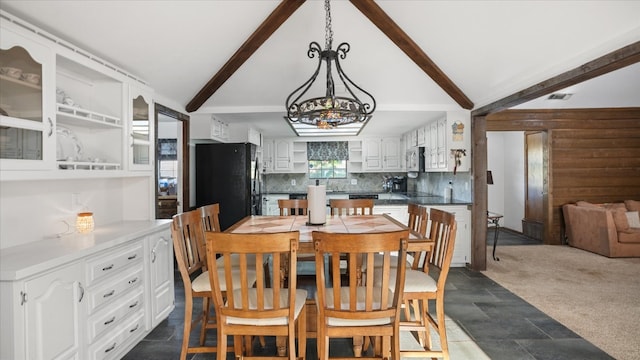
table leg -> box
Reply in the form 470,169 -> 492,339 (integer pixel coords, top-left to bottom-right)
492,223 -> 500,261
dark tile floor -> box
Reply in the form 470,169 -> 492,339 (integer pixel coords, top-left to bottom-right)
123,230 -> 614,360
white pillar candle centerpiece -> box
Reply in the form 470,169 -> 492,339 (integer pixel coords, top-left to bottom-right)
307,180 -> 326,225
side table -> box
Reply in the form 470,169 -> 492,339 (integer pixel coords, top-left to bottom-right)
487,211 -> 504,261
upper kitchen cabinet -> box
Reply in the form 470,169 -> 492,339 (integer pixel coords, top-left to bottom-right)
0,27 -> 55,171
55,55 -> 123,171
362,137 -> 382,171
129,86 -> 154,171
381,137 -> 402,171
425,111 -> 470,173
348,137 -> 402,173
261,138 -> 306,174
210,116 -> 229,142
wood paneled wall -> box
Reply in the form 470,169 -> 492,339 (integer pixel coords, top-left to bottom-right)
486,108 -> 640,244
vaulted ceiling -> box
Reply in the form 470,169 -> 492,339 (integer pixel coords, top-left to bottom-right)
1,1 -> 639,138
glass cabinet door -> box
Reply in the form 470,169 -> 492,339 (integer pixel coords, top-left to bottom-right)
129,87 -> 153,170
0,27 -> 54,170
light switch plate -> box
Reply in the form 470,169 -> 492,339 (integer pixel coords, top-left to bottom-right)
351,179 -> 357,185
291,179 -> 296,186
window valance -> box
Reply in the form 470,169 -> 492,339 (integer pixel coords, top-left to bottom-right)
307,141 -> 349,161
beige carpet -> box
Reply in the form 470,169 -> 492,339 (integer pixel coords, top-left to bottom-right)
482,245 -> 640,360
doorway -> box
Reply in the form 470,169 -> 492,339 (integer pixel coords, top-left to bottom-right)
155,104 -> 189,219
486,131 -> 548,238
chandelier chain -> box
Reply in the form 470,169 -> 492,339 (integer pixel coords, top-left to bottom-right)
324,0 -> 333,50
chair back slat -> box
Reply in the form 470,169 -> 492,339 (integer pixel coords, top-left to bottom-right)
329,199 -> 374,216
278,199 -> 308,216
199,203 -> 221,232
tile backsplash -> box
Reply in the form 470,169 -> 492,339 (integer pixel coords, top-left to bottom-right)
264,171 -> 472,202
264,172 -> 406,193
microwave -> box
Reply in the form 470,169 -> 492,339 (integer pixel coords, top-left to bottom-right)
407,146 -> 425,172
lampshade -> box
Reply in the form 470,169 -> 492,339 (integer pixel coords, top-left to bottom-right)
487,170 -> 494,185
76,212 -> 94,233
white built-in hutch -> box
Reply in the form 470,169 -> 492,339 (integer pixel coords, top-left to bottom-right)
0,11 -> 173,360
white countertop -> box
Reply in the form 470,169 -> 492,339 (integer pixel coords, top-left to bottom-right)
0,220 -> 171,281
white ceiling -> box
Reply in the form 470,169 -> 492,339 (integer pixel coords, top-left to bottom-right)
1,1 -> 639,138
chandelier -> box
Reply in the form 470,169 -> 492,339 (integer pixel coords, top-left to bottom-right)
285,0 -> 376,131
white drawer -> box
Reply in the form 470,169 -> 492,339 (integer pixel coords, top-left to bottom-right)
87,265 -> 143,314
87,310 -> 145,360
86,241 -> 144,286
87,287 -> 144,343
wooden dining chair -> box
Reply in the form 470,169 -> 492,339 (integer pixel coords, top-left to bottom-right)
329,198 -> 374,216
205,230 -> 307,360
399,208 -> 457,360
278,199 -> 308,216
312,229 -> 409,360
171,209 -> 221,360
199,203 -> 266,350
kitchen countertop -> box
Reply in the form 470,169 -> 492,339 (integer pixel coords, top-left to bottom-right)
262,191 -> 472,206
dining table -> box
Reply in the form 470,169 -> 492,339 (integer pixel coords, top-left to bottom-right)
225,214 -> 433,356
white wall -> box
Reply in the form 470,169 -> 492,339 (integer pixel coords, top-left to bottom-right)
487,131 -> 525,231
0,177 -> 151,249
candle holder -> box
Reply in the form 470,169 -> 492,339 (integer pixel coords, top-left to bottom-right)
76,212 -> 94,234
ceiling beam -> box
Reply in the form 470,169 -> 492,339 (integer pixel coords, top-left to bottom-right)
185,0 -> 305,113
349,0 -> 474,110
473,41 -> 640,116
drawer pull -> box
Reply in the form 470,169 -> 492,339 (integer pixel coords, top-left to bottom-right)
102,264 -> 114,272
103,290 -> 115,298
104,316 -> 116,325
127,254 -> 137,260
104,343 -> 116,353
128,277 -> 138,285
129,301 -> 139,309
129,324 -> 140,333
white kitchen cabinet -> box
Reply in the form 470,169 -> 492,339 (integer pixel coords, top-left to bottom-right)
416,126 -> 426,147
1,12 -> 163,180
147,229 -> 174,328
210,116 -> 229,142
353,137 -> 402,172
362,137 -> 382,171
273,138 -> 292,172
263,138 -> 306,173
423,111 -> 470,173
291,141 -> 307,173
0,25 -> 55,171
85,240 -> 146,360
347,141 -> 363,173
0,221 -> 172,360
0,261 -> 84,360
431,205 -> 471,267
55,54 -> 124,172
382,137 -> 402,171
262,139 -> 274,173
128,85 -> 154,171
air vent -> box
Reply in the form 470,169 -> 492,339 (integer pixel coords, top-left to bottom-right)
547,93 -> 573,100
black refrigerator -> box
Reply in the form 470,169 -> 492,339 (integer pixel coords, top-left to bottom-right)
196,143 -> 261,230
